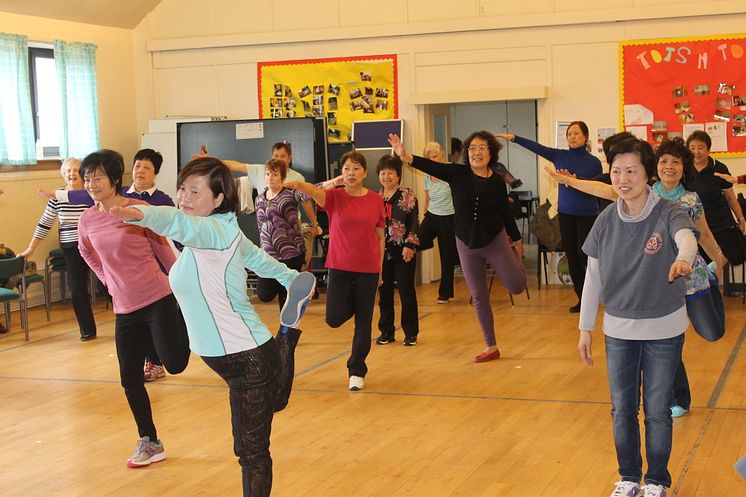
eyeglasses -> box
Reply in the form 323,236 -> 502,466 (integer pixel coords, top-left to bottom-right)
468,145 -> 488,152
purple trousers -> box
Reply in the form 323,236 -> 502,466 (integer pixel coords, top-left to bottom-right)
456,230 -> 526,347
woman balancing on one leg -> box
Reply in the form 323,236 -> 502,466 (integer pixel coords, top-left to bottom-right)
388,132 -> 527,363
77,150 -> 191,467
110,157 -> 315,497
284,151 -> 385,391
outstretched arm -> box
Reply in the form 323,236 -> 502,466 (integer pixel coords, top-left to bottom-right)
284,180 -> 326,208
545,165 -> 617,201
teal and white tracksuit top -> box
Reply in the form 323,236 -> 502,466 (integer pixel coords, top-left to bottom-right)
130,205 -> 298,357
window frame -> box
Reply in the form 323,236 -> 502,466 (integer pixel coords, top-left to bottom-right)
28,46 -> 61,160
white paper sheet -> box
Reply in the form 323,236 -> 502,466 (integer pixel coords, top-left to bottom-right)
236,122 -> 264,140
624,104 -> 654,126
705,122 -> 727,152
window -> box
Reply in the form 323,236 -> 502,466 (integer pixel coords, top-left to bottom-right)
28,47 -> 61,159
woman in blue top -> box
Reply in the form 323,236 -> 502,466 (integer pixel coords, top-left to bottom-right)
496,122 -> 602,312
110,157 -> 315,497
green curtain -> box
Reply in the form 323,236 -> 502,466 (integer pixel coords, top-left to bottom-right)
54,40 -> 100,159
0,33 -> 36,165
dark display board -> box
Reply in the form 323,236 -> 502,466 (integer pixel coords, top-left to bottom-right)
177,117 -> 329,183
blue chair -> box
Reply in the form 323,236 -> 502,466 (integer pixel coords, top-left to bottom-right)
0,257 -> 29,340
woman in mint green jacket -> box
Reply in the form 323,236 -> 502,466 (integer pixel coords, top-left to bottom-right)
111,157 -> 315,497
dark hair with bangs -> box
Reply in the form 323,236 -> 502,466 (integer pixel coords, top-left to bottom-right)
376,154 -> 402,182
655,137 -> 696,190
265,158 -> 288,180
685,130 -> 712,150
177,157 -> 239,215
80,149 -> 125,192
340,150 -> 367,170
133,148 -> 163,174
606,134 -> 656,181
463,131 -> 502,169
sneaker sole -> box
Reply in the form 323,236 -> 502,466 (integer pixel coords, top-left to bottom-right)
127,452 -> 166,468
280,272 -> 316,328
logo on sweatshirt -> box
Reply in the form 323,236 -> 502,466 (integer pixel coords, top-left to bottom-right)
644,232 -> 663,255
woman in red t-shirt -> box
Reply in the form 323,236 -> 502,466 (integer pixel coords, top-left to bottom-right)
284,151 -> 385,392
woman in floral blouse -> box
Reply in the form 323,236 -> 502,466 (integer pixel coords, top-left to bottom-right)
375,155 -> 421,346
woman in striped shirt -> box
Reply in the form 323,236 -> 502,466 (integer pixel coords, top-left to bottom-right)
20,158 -> 97,341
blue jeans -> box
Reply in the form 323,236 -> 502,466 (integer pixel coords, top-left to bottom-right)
605,334 -> 684,487
673,277 -> 726,409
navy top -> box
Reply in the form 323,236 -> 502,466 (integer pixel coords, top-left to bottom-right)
692,157 -> 736,232
410,155 -> 520,249
513,135 -> 602,216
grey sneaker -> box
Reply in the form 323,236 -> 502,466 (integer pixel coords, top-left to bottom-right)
126,436 -> 166,467
280,272 -> 316,329
640,484 -> 666,497
610,481 -> 641,497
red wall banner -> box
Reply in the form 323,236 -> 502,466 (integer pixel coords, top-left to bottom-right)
621,34 -> 746,156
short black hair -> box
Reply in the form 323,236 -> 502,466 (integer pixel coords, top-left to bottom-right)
463,131 -> 502,169
451,137 -> 462,155
272,141 -> 292,156
133,148 -> 163,174
376,154 -> 402,182
178,157 -> 239,215
606,134 -> 656,180
655,137 -> 695,190
686,130 -> 712,150
602,131 -> 635,160
80,149 -> 125,192
340,150 -> 367,170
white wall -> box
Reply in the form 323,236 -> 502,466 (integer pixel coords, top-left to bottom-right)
133,0 -> 746,201
0,12 -> 137,289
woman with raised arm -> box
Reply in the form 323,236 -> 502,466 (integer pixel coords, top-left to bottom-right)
388,132 -> 526,363
496,122 -> 602,313
284,151 -> 385,391
578,134 -> 697,497
110,157 -> 315,497
20,158 -> 97,341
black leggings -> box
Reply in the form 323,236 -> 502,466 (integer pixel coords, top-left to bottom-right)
325,269 -> 379,378
115,294 -> 190,440
202,329 -> 300,497
558,213 -> 597,300
418,212 -> 458,300
62,246 -> 96,337
256,254 -> 305,310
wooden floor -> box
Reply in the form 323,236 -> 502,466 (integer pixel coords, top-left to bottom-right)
1,262 -> 746,496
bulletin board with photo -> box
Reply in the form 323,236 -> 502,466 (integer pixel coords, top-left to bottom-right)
258,54 -> 398,143
620,34 -> 746,157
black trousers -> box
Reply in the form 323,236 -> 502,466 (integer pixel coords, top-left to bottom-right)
62,246 -> 96,337
256,253 -> 305,310
558,213 -> 597,300
325,269 -> 379,378
115,294 -> 190,440
202,329 -> 300,497
378,256 -> 418,338
418,212 -> 458,300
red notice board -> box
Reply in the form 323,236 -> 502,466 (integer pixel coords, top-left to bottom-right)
621,34 -> 746,157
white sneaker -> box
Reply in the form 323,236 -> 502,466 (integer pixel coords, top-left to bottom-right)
610,481 -> 641,497
641,484 -> 667,497
348,375 -> 365,391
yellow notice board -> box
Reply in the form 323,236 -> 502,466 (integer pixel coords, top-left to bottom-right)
258,54 -> 398,143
